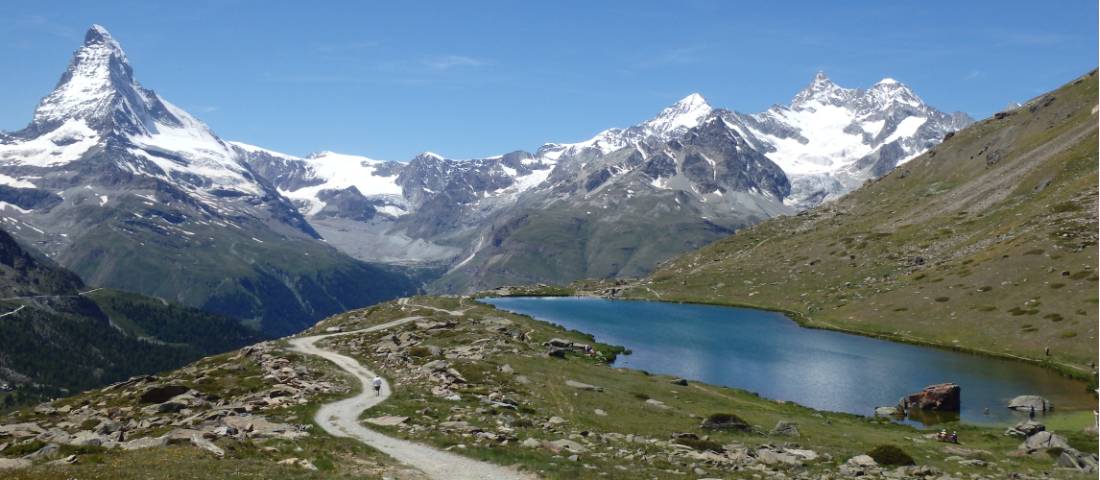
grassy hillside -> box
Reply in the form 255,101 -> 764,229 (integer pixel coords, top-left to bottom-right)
0,228 -> 263,408
4,296 -> 1093,478
623,70 -> 1098,373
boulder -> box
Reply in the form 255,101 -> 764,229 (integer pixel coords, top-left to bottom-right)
365,416 -> 408,427
898,383 -> 960,412
546,348 -> 568,359
120,436 -> 169,450
544,338 -> 573,348
138,385 -> 190,404
874,406 -> 899,417
520,438 -> 541,448
1007,395 -> 1053,412
770,421 -> 800,437
670,378 -> 689,386
756,447 -> 802,466
0,458 -> 32,470
190,433 -> 225,458
565,380 -> 603,392
22,443 -> 59,460
546,439 -> 587,454
645,398 -> 670,410
1003,420 -> 1045,438
1018,431 -> 1070,452
156,401 -> 186,413
839,454 -> 879,476
1057,449 -> 1098,473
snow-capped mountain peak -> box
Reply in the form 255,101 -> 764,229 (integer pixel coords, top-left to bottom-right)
642,92 -> 713,137
790,71 -> 859,109
537,93 -> 714,159
29,25 -> 165,136
864,77 -> 924,109
6,25 -> 269,198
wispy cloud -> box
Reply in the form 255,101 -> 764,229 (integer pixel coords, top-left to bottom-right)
963,70 -> 982,80
194,105 -> 219,113
422,55 -> 486,71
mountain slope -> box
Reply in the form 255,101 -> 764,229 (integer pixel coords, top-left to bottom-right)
241,76 -> 966,294
0,227 -> 262,407
0,25 -> 414,334
630,70 -> 1099,370
431,115 -> 793,292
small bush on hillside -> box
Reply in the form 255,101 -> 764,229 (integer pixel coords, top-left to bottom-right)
701,413 -> 750,431
867,444 -> 916,466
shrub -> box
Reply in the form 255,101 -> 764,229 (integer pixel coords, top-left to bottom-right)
867,444 -> 916,466
700,413 -> 750,431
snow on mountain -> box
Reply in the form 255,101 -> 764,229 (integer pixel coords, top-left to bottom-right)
537,93 -> 713,160
7,25 -> 262,202
0,25 -> 415,334
731,71 -> 972,207
231,143 -> 404,216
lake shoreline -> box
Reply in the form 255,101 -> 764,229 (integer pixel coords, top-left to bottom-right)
478,292 -> 1096,413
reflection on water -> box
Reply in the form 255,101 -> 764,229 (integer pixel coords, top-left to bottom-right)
484,297 -> 1095,426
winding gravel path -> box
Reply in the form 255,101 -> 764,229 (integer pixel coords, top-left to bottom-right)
288,316 -> 536,480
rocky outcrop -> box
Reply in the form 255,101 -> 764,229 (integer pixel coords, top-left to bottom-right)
898,383 -> 960,412
1007,395 -> 1053,412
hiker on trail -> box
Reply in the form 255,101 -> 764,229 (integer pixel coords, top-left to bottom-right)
372,376 -> 383,396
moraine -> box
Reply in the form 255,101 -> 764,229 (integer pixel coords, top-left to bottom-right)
483,296 -> 1095,426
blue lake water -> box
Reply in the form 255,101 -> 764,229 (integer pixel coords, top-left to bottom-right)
483,297 -> 1094,425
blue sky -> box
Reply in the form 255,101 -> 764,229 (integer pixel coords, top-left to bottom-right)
1,1 -> 1096,160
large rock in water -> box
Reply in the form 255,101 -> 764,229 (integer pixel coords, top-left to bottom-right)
1007,395 -> 1053,412
898,383 -> 960,412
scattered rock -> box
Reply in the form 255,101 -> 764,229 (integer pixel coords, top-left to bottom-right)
898,383 -> 960,412
593,409 -> 607,416
670,378 -> 688,386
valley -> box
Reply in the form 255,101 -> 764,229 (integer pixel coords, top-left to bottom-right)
0,9 -> 1095,479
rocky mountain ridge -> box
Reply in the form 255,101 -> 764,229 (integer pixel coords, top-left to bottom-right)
0,25 -> 415,334
239,72 -> 968,292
